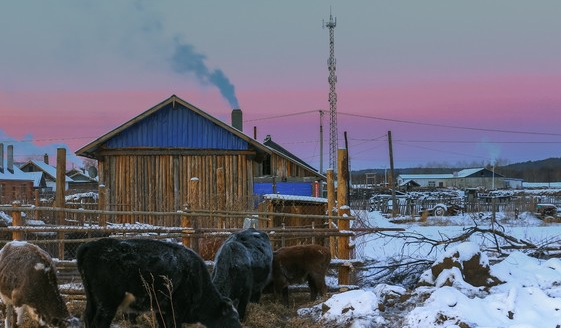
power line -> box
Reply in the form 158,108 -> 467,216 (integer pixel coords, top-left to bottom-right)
243,110 -> 318,122
395,140 -> 561,144
0,136 -> 95,143
339,112 -> 561,137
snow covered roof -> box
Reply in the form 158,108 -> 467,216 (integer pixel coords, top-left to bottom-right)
0,163 -> 36,183
20,160 -> 72,182
263,193 -> 328,203
398,174 -> 453,180
25,171 -> 43,187
399,168 -> 504,180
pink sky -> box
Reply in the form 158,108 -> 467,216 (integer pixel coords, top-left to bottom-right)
3,74 -> 559,171
1,1 -> 560,171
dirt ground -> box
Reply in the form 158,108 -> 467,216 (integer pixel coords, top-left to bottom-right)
3,292 -> 339,328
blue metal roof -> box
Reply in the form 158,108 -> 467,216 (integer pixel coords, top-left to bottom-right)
105,102 -> 249,150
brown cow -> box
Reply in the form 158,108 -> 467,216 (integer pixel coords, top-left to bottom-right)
0,241 -> 78,328
272,244 -> 331,306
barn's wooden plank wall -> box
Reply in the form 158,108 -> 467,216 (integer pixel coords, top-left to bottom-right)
269,153 -> 315,179
98,153 -> 255,227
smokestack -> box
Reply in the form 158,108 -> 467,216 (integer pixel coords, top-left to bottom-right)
44,153 -> 49,165
0,143 -> 3,173
231,108 -> 243,131
7,144 -> 13,174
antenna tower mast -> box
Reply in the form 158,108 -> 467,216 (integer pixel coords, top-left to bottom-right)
324,12 -> 338,171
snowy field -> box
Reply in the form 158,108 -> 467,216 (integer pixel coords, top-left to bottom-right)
298,208 -> 561,327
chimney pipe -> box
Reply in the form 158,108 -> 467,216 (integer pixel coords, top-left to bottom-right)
231,108 -> 243,131
44,153 -> 49,165
253,126 -> 257,140
0,143 -> 4,173
7,145 -> 14,174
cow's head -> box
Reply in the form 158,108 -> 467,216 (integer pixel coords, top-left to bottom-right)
202,297 -> 241,328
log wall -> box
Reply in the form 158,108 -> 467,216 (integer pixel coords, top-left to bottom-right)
98,153 -> 255,227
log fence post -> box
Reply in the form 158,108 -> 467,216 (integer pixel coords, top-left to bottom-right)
55,148 -> 66,260
337,148 -> 351,286
11,201 -> 23,241
327,168 -> 336,256
98,184 -> 107,226
34,189 -> 40,220
183,177 -> 199,250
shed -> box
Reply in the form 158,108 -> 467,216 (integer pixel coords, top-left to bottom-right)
66,168 -> 99,193
258,193 -> 328,247
76,95 -> 323,225
397,168 -> 505,190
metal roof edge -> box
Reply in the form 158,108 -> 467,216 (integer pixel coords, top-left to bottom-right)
76,95 -> 271,158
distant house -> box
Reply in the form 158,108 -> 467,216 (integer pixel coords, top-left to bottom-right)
66,168 -> 98,193
0,144 -> 43,204
19,157 -> 72,193
76,95 -> 324,219
397,168 -> 506,190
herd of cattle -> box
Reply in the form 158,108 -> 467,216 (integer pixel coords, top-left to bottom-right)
0,228 -> 332,328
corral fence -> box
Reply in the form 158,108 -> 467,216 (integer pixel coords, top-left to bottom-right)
0,203 -> 402,300
0,204 -> 353,260
351,194 -> 561,217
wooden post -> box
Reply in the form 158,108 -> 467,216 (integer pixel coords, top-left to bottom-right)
388,131 -> 397,217
11,201 -> 23,241
337,148 -> 351,286
34,189 -> 40,220
217,167 -> 225,228
98,184 -> 107,226
327,169 -> 336,256
55,148 -> 66,260
183,177 -> 199,249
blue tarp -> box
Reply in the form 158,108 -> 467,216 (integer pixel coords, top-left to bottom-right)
253,182 -> 313,197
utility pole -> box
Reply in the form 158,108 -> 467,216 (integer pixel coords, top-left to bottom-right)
319,110 -> 324,175
344,131 -> 350,202
323,11 -> 338,171
388,131 -> 397,217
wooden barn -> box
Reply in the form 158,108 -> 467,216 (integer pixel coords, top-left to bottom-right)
76,95 -> 324,225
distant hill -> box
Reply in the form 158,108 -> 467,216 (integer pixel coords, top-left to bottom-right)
497,157 -> 561,182
351,157 -> 561,183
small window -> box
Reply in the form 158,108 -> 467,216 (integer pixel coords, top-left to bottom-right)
263,156 -> 271,176
428,181 -> 436,188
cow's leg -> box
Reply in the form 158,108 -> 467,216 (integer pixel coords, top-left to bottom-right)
237,289 -> 252,321
89,300 -> 118,328
307,275 -> 319,301
282,286 -> 290,306
83,299 -> 96,328
4,303 -> 14,328
249,289 -> 262,303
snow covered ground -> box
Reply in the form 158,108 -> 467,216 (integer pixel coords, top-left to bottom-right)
298,209 -> 561,328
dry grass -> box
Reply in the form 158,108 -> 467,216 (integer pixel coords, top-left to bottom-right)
243,293 -> 333,328
5,291 -> 335,328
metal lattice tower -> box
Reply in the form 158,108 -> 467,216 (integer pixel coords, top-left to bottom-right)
324,13 -> 338,171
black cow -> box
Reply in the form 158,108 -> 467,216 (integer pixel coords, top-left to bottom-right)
212,228 -> 273,321
76,238 -> 241,328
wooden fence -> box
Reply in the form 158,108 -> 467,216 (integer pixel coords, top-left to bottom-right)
354,195 -> 561,216
0,204 -> 370,284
